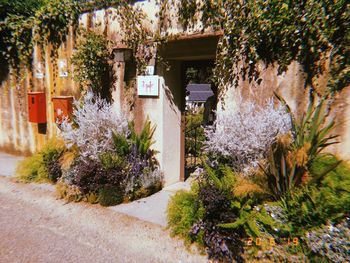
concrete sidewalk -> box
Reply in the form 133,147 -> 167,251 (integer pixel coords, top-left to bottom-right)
110,181 -> 192,227
0,152 -> 24,177
0,151 -> 193,227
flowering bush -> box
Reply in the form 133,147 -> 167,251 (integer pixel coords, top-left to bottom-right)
61,91 -> 128,161
205,99 -> 291,172
58,98 -> 163,205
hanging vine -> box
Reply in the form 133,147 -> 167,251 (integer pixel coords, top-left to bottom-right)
117,3 -> 155,75
0,0 -> 135,86
71,28 -> 114,101
0,0 -> 82,85
175,0 -> 350,95
3,0 -> 346,98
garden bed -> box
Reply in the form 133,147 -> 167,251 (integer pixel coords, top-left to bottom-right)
16,92 -> 164,207
167,95 -> 350,262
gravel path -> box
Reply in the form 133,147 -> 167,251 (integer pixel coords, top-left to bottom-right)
0,177 -> 207,263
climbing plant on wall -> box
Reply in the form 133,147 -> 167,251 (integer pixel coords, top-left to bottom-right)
71,29 -> 113,101
117,3 -> 157,75
176,0 -> 350,95
0,0 -> 82,84
0,0 -> 135,85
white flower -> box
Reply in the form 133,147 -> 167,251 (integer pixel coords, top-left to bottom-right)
205,97 -> 292,172
61,91 -> 128,160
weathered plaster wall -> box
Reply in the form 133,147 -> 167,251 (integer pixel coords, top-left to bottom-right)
0,27 -> 78,155
160,61 -> 183,185
0,71 -> 34,155
217,61 -> 350,160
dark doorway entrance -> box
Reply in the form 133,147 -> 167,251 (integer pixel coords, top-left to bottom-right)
159,34 -> 219,182
181,60 -> 217,180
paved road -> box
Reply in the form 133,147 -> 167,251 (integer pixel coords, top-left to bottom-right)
0,152 -> 24,177
0,177 -> 206,263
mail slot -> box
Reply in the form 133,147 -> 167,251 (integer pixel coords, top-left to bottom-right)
52,96 -> 74,123
28,92 -> 47,123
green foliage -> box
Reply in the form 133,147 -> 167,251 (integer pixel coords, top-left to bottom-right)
71,29 -> 113,100
262,136 -> 305,199
117,2 -> 154,74
193,164 -> 286,260
0,0 -> 127,84
281,154 -> 350,234
276,93 -> 338,158
167,189 -> 204,244
0,0 -> 45,80
185,109 -> 205,158
219,204 -> 280,238
129,117 -> 157,158
261,95 -> 338,199
16,138 -> 65,183
203,163 -> 236,192
99,152 -> 126,170
112,132 -> 131,157
34,0 -> 81,47
0,0 -> 46,20
203,164 -> 282,238
178,0 -> 350,93
16,154 -> 46,182
98,185 -> 124,206
177,0 -> 197,31
0,0 -> 81,82
110,118 -> 157,161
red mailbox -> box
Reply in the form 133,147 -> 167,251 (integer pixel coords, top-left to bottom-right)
52,96 -> 74,123
28,92 -> 47,123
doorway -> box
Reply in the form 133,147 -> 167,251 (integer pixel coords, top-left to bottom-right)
158,34 -> 219,183
181,60 -> 216,180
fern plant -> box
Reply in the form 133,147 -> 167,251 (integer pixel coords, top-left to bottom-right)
219,201 -> 281,238
203,162 -> 236,192
203,163 -> 283,238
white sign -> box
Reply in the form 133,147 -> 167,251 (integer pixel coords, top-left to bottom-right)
58,59 -> 68,77
137,75 -> 159,97
34,62 -> 44,79
145,66 -> 154,75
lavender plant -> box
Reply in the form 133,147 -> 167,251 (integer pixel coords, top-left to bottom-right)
60,91 -> 128,161
205,99 -> 291,172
